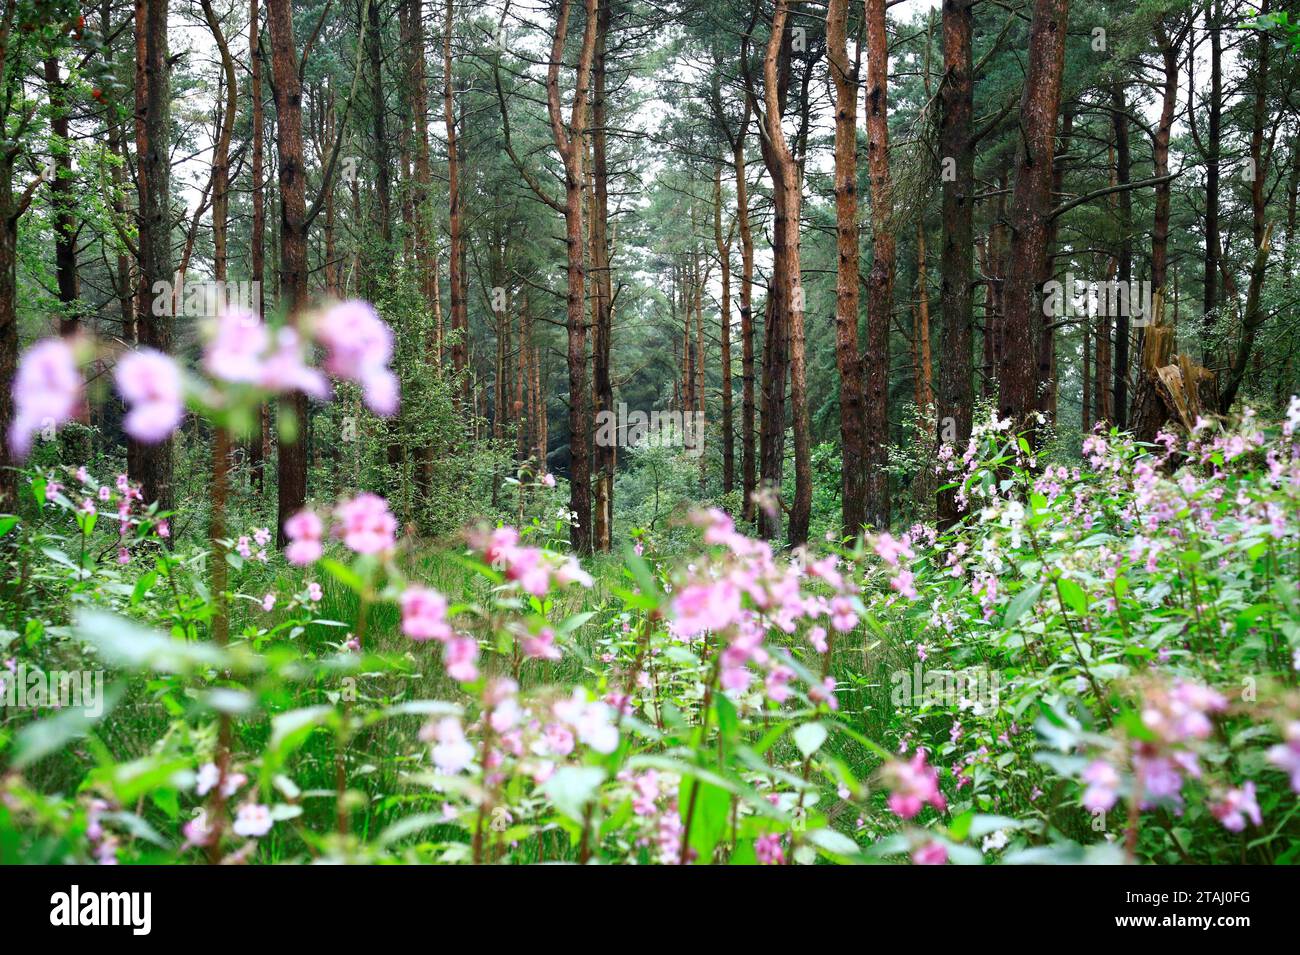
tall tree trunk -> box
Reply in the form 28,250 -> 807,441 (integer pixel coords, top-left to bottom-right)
734,106 -> 756,523
997,0 -> 1069,436
1218,1 -> 1272,414
863,0 -> 893,527
1131,22 -> 1183,442
134,0 -> 175,510
266,0 -> 311,542
367,0 -> 392,248
1037,108 -> 1072,422
44,56 -> 81,340
1095,243 -> 1115,423
0,156 -> 21,509
247,0 -> 266,489
827,0 -> 867,535
1203,0 -> 1221,347
714,163 -> 734,497
444,0 -> 468,404
590,0 -> 614,550
546,0 -> 599,554
1111,80 -> 1132,430
915,222 -> 934,414
759,0 -> 811,546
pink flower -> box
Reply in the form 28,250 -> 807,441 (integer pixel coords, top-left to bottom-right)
334,493 -> 397,554
1268,722 -> 1300,793
807,625 -> 828,654
203,308 -> 268,383
890,568 -> 919,601
830,595 -> 858,632
911,840 -> 948,865
182,809 -> 213,849
673,580 -> 742,637
258,327 -> 329,398
444,636 -> 479,682
261,593 -> 276,612
754,833 -> 785,865
307,581 -> 322,602
8,338 -> 81,458
883,750 -> 947,819
284,508 -> 324,565
541,472 -> 556,487
427,717 -> 474,774
313,300 -> 398,416
522,627 -> 562,661
1210,782 -> 1262,832
765,665 -> 794,703
1081,759 -> 1119,813
232,803 -> 273,838
359,367 -> 398,416
400,586 -> 452,642
115,348 -> 184,443
873,532 -> 914,567
554,555 -> 594,588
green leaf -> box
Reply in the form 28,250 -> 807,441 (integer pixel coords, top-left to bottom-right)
792,721 -> 828,759
1003,583 -> 1043,627
1057,578 -> 1087,616
541,766 -> 605,822
320,558 -> 366,594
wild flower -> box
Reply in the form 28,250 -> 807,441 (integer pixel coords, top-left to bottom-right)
8,338 -> 82,458
115,348 -> 185,443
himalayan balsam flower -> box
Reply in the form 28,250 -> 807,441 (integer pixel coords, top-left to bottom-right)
8,338 -> 82,458
444,636 -> 479,682
400,586 -> 452,642
1081,760 -> 1120,813
1268,722 -> 1300,793
203,308 -> 268,382
1210,782 -> 1262,833
116,348 -> 184,443
232,803 -> 273,838
284,508 -> 324,565
334,493 -> 397,554
911,841 -> 948,865
427,717 -> 475,774
883,750 -> 947,819
522,627 -> 562,661
314,300 -> 398,415
754,833 -> 784,865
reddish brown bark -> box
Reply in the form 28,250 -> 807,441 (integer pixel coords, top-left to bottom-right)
247,0 -> 267,489
996,0 -> 1069,435
266,0 -> 310,542
759,0 -> 811,546
590,0 -> 614,550
133,0 -> 175,511
714,164 -> 734,496
827,0 -> 867,534
444,0 -> 468,404
546,0 -> 599,553
863,0 -> 893,527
